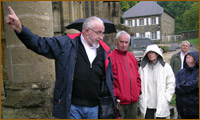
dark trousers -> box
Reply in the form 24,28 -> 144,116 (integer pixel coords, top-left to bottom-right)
145,108 -> 166,119
119,102 -> 138,119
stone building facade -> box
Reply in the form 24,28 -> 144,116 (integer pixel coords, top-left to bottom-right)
1,1 -> 120,119
122,1 -> 175,43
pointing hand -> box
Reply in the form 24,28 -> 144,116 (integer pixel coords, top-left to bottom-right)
6,6 -> 22,33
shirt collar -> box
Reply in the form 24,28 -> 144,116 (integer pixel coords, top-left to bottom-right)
180,51 -> 185,56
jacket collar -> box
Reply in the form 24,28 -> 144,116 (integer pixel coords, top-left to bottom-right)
66,32 -> 81,48
99,40 -> 110,53
115,49 -> 127,55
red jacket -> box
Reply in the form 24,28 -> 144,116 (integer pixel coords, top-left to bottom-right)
110,49 -> 141,104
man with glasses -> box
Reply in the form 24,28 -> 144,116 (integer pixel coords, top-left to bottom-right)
6,6 -> 116,119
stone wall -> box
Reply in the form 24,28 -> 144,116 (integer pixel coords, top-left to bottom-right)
161,12 -> 175,36
2,1 -> 55,119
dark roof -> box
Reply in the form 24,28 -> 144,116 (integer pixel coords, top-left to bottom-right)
123,1 -> 164,19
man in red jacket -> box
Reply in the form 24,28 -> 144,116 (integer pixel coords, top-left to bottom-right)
110,31 -> 141,119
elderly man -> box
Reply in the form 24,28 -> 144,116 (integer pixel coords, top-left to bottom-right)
6,6 -> 116,119
170,41 -> 190,75
110,31 -> 141,119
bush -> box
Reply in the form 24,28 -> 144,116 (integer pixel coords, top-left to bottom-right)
159,45 -> 169,53
188,38 -> 199,45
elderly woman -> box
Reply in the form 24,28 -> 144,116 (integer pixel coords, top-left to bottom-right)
139,44 -> 175,119
175,51 -> 199,119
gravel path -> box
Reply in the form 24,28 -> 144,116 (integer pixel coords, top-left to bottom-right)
163,44 -> 199,64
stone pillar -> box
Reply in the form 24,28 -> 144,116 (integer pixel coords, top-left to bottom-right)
53,1 -> 62,36
62,1 -> 84,28
97,1 -> 105,18
62,1 -> 72,27
76,1 -> 84,19
2,1 -> 55,119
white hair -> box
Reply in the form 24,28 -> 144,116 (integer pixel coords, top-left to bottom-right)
181,40 -> 190,47
115,31 -> 130,41
82,16 -> 103,31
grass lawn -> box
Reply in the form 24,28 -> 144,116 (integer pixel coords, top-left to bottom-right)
188,38 -> 199,45
170,94 -> 176,107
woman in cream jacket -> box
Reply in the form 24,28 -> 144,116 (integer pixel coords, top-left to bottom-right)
139,44 -> 175,119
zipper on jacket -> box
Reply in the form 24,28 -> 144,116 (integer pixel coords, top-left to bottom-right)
123,54 -> 132,103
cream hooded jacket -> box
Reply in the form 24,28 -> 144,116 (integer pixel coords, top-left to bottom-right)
139,44 -> 175,118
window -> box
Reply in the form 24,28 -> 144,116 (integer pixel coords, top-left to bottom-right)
136,33 -> 140,37
152,17 -> 156,25
85,1 -> 95,18
145,32 -> 151,38
128,20 -> 132,26
91,1 -> 94,16
85,1 -> 89,18
151,32 -> 157,40
140,33 -> 145,37
139,19 -> 144,26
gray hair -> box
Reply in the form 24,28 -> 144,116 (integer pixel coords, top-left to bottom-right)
116,31 -> 130,41
82,16 -> 103,31
181,40 -> 190,47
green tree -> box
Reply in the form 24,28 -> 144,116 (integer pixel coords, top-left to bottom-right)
182,2 -> 199,31
120,1 -> 130,13
158,1 -> 197,33
120,1 -> 138,23
120,1 -> 138,12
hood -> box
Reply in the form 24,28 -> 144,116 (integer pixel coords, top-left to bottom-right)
183,51 -> 199,69
141,44 -> 165,68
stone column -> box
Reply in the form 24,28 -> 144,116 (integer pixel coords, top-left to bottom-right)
53,1 -> 62,36
2,1 -> 55,119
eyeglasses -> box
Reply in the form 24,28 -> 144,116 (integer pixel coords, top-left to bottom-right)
88,28 -> 105,37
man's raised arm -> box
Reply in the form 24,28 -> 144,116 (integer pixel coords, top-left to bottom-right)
6,6 -> 22,33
